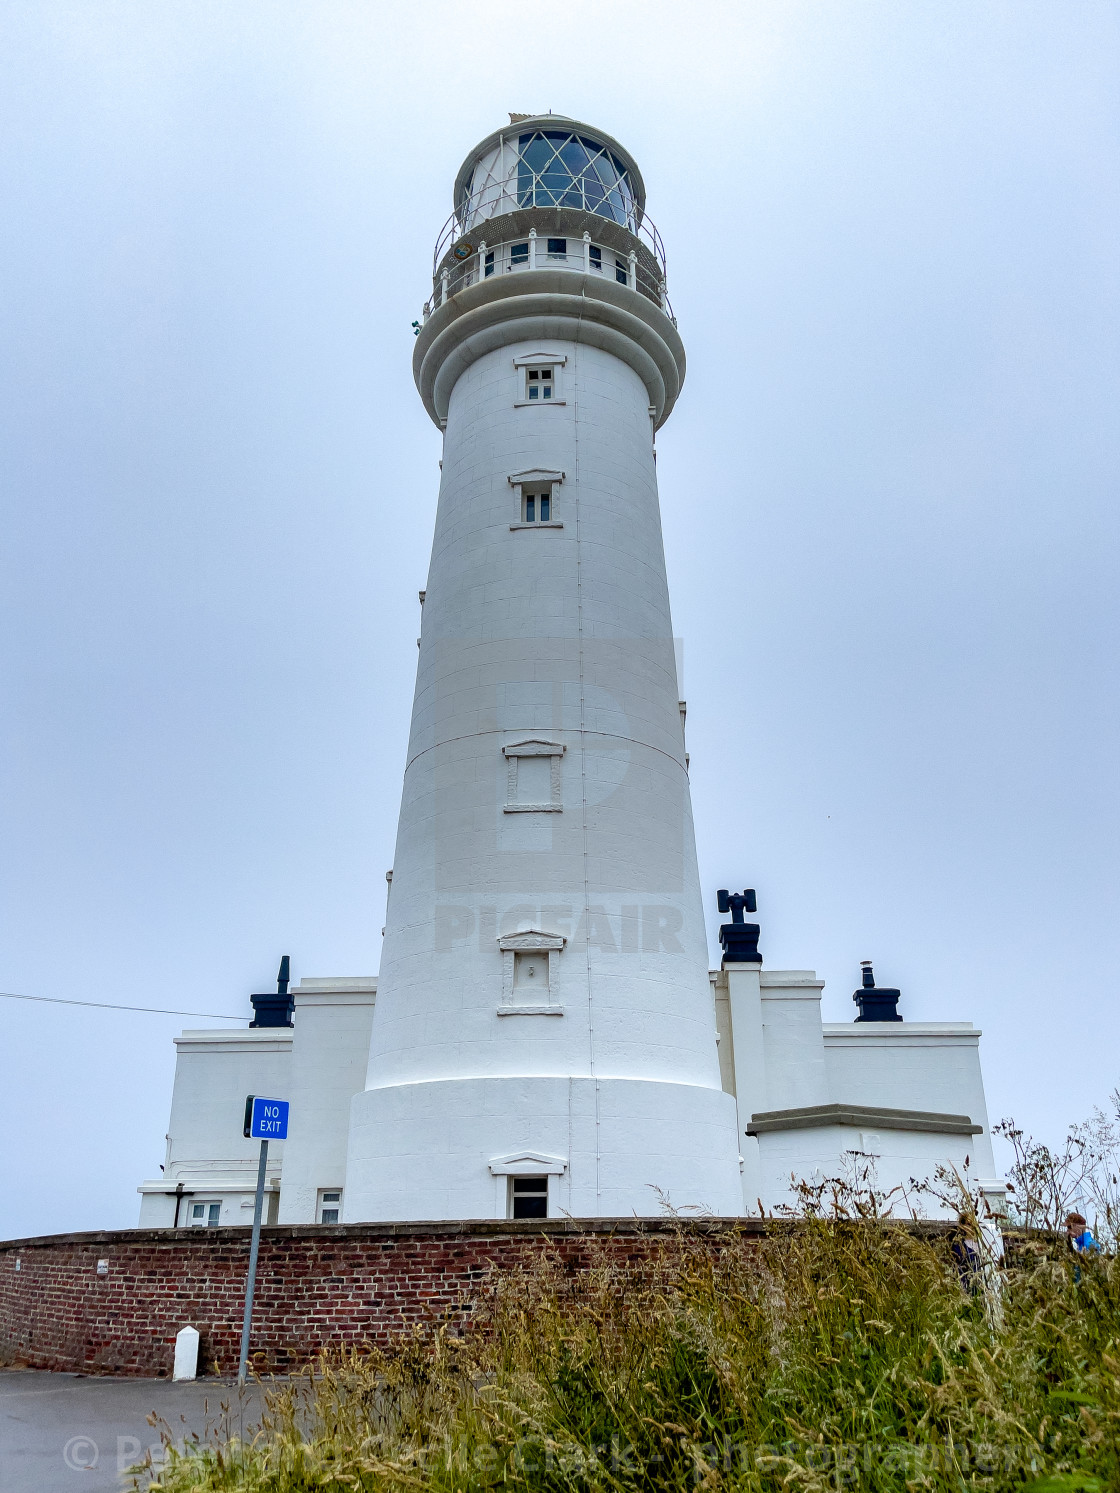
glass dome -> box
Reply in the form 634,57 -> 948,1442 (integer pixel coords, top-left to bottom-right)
455,116 -> 644,235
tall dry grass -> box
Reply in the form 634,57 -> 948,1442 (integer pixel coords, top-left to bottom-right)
141,1216 -> 1119,1492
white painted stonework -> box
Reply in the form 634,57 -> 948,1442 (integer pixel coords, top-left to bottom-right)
711,967 -> 998,1215
275,979 -> 377,1225
137,116 -> 1003,1227
138,960 -> 1002,1222
138,1027 -> 291,1228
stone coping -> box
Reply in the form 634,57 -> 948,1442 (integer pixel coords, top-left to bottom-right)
747,1103 -> 983,1137
0,1214 -> 966,1253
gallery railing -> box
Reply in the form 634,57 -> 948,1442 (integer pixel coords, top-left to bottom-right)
422,229 -> 673,323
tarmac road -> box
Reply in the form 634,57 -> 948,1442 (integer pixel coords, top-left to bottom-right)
0,1370 -> 266,1492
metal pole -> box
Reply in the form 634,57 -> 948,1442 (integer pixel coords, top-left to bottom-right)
237,1138 -> 268,1384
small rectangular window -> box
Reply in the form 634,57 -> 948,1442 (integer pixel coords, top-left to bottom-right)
588,244 -> 602,272
189,1201 -> 221,1227
525,367 -> 553,401
484,251 -> 494,278
615,257 -> 628,285
513,951 -> 548,989
511,242 -> 529,266
510,1175 -> 549,1219
318,1189 -> 343,1225
522,485 -> 553,522
546,237 -> 566,259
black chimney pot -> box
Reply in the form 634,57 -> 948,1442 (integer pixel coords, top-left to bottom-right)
852,960 -> 902,1022
717,888 -> 762,963
249,955 -> 295,1028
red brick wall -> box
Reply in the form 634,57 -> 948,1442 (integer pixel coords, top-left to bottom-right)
0,1218 -> 766,1378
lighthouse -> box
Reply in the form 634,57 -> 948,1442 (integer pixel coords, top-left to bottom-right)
138,119 -> 1002,1235
342,116 -> 745,1220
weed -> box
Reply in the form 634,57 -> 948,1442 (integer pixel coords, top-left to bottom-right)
137,1212 -> 1120,1492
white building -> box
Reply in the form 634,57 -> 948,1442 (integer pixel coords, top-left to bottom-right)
138,116 -> 1003,1229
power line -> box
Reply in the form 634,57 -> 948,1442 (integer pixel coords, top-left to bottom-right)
0,989 -> 244,1020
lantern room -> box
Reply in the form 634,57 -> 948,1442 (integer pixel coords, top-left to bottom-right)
454,116 -> 645,234
425,114 -> 669,317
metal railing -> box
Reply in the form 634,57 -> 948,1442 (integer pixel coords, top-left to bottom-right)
433,189 -> 666,282
422,229 -> 673,323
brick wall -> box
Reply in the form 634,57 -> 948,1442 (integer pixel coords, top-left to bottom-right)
0,1218 -> 768,1378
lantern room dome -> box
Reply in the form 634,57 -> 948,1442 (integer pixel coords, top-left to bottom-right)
453,115 -> 647,236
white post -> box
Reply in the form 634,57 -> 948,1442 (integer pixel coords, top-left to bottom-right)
440,268 -> 449,306
583,231 -> 591,274
528,228 -> 537,271
628,249 -> 638,290
660,278 -> 669,311
173,1325 -> 199,1382
977,1179 -> 1009,1263
477,240 -> 487,283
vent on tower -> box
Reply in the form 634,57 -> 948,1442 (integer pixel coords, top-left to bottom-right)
249,955 -> 294,1028
852,961 -> 902,1022
717,888 -> 761,964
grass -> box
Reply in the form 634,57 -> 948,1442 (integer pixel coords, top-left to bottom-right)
139,1215 -> 1120,1492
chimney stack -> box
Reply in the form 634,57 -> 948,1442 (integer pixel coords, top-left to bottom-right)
249,955 -> 294,1028
852,960 -> 902,1022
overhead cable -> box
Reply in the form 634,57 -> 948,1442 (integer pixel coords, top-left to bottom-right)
0,989 -> 243,1020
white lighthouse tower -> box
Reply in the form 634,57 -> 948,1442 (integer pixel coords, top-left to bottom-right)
137,118 -> 1004,1232
343,116 -> 745,1220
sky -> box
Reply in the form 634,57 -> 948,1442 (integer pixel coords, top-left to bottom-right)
1,0 -> 1117,1241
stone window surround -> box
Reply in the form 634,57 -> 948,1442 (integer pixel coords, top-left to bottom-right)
508,468 -> 565,530
502,737 -> 565,812
513,351 -> 567,407
497,929 -> 566,1014
488,1151 -> 568,1176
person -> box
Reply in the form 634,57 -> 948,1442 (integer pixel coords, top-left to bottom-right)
1066,1213 -> 1101,1255
952,1214 -> 983,1294
1066,1212 -> 1101,1281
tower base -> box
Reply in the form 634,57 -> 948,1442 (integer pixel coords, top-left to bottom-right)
343,1076 -> 744,1221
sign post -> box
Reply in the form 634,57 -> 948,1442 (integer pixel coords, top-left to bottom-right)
237,1095 -> 289,1384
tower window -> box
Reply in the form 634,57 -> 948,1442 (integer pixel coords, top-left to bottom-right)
317,1189 -> 342,1225
615,257 -> 628,286
502,739 -> 565,814
546,237 -> 567,259
511,242 -> 529,266
513,951 -> 547,988
511,364 -> 565,409
484,251 -> 494,278
521,487 -> 552,523
496,926 -> 566,1008
508,466 -> 564,520
510,1175 -> 549,1219
525,367 -> 553,401
588,244 -> 602,272
189,1201 -> 221,1227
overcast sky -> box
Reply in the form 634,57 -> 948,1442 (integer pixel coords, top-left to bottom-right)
1,1 -> 1117,1240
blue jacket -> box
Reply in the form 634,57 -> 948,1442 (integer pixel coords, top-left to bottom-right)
1071,1228 -> 1100,1254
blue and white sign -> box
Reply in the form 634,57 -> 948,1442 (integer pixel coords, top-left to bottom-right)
246,1096 -> 289,1140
